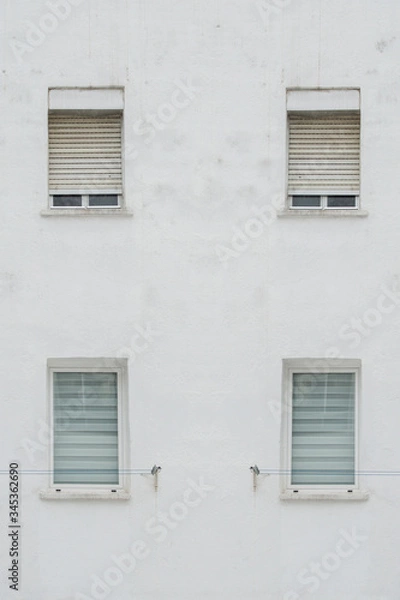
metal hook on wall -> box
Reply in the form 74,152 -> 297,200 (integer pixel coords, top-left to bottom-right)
131,465 -> 162,490
150,465 -> 162,490
249,465 -> 270,491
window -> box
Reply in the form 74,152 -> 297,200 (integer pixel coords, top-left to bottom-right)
46,88 -> 125,213
42,358 -> 129,499
281,359 -> 367,500
286,89 -> 362,213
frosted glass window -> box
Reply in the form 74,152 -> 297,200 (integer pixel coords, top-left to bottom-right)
291,372 -> 355,486
53,372 -> 119,485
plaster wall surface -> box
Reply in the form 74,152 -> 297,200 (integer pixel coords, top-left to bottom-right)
1,1 -> 400,598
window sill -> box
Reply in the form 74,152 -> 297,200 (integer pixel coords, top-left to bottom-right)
40,489 -> 131,500
280,490 -> 369,501
40,209 -> 133,217
277,209 -> 368,218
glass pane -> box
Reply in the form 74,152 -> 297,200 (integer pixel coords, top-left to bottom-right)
291,372 -> 355,486
89,195 -> 119,207
327,196 -> 357,208
52,195 -> 82,207
53,372 -> 119,485
291,196 -> 321,208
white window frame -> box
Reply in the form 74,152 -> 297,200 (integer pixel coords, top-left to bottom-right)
289,194 -> 359,211
50,192 -> 122,209
280,358 -> 368,501
43,88 -> 132,217
40,358 -> 130,500
281,89 -> 368,218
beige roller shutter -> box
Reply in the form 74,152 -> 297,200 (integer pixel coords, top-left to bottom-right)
288,113 -> 360,195
48,113 -> 122,194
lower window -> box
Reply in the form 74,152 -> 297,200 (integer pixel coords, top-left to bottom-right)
51,194 -> 120,208
46,358 -> 129,497
281,359 -> 364,498
290,195 -> 358,209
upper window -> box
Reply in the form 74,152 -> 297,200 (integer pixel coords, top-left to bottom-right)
42,358 -> 129,499
281,359 -> 367,500
47,88 -> 124,212
287,89 -> 361,212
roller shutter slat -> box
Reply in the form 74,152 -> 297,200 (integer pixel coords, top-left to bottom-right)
49,114 -> 122,193
288,114 -> 360,193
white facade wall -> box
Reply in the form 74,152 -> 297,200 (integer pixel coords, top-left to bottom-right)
1,0 -> 400,598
